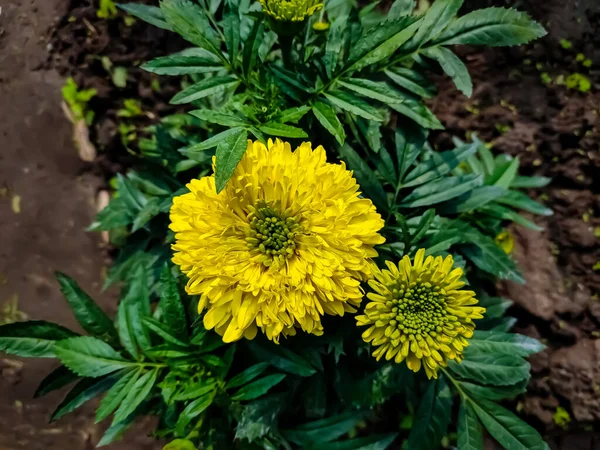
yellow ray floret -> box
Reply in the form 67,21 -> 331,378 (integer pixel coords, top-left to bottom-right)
356,249 -> 486,379
170,139 -> 385,343
259,0 -> 323,22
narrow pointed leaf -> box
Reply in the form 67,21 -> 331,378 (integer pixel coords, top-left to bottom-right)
215,128 -> 249,193
170,76 -> 239,104
118,4 -> 172,30
54,336 -> 133,377
0,321 -> 78,358
312,101 -> 345,145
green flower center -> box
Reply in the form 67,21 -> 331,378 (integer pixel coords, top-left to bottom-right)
247,202 -> 300,260
386,282 -> 448,336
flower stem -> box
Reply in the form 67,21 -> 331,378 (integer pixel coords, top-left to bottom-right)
279,34 -> 295,70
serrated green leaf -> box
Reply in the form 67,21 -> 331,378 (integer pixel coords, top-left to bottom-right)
338,78 -> 404,104
438,185 -> 506,214
312,101 -> 346,145
406,377 -> 452,450
496,190 -> 552,216
275,105 -> 311,124
235,393 -> 287,441
157,265 -> 187,341
448,352 -> 529,386
258,122 -> 308,138
479,296 -> 512,319
339,144 -> 388,212
231,373 -> 286,401
0,321 -> 78,358
283,411 -> 369,445
96,368 -> 140,422
118,4 -> 172,30
460,379 -> 528,401
384,67 -> 436,98
54,336 -> 133,377
170,76 -> 239,104
400,174 -> 483,208
246,341 -> 316,377
404,0 -> 463,50
434,7 -> 547,47
471,398 -> 548,450
34,365 -> 80,398
180,126 -> 246,154
117,298 -> 139,360
215,128 -> 249,193
324,91 -> 384,122
189,109 -> 247,127
160,0 -> 219,53
422,46 -> 472,96
388,0 -> 415,19
325,14 -> 348,77
389,95 -> 443,129
112,368 -> 159,424
143,317 -> 188,346
479,204 -> 543,231
223,0 -> 241,65
396,123 -> 428,180
52,376 -> 116,421
56,272 -> 119,345
132,197 -> 161,232
174,379 -> 217,401
142,48 -> 222,75
226,362 -> 270,390
458,402 -> 484,450
243,18 -> 265,76
346,17 -> 421,71
470,331 -> 545,357
97,408 -> 139,446
175,392 -> 214,435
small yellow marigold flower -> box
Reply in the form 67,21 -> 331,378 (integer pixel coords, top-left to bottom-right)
259,0 -> 323,22
495,230 -> 514,254
170,139 -> 385,344
356,250 -> 486,379
312,21 -> 330,31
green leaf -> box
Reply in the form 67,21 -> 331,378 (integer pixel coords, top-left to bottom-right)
479,204 -> 543,231
160,0 -> 219,53
0,321 -> 78,358
346,17 -> 421,71
258,122 -> 308,138
396,123 -> 427,180
438,185 -> 506,214
189,109 -> 247,127
510,176 -> 551,189
54,336 -> 133,377
226,362 -> 270,390
174,379 -> 218,401
305,433 -> 397,450
164,440 -> 198,450
131,197 -> 161,232
117,298 -> 139,360
400,174 -> 483,208
404,0 -> 463,49
142,48 -> 222,75
143,317 -> 188,346
324,14 -> 347,77
283,411 -> 369,445
56,272 -> 119,345
34,365 -> 79,398
470,331 -> 545,357
422,46 -> 472,97
231,373 -> 286,401
460,379 -> 528,401
312,101 -> 346,145
448,352 -> 529,386
276,105 -> 311,124
338,78 -> 404,104
461,228 -> 525,283
434,7 -> 547,47
458,402 -> 484,450
157,265 -> 187,341
389,95 -> 443,129
214,128 -> 249,193
175,393 -> 214,435
490,156 -> 520,188
406,377 -> 452,450
479,296 -> 512,319
324,91 -> 384,122
52,376 -> 116,421
339,144 -> 388,212
170,76 -> 239,104
89,196 -> 133,231
496,190 -> 552,216
235,393 -> 287,441
118,4 -> 172,30
180,126 -> 246,153
246,341 -> 316,377
471,398 -> 548,450
388,0 -> 415,19
112,368 -> 159,424
223,0 -> 241,65
97,409 -> 139,446
243,18 -> 265,76
96,368 -> 140,422
384,67 -> 435,98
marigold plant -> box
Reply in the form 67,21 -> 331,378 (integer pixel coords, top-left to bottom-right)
170,139 -> 384,342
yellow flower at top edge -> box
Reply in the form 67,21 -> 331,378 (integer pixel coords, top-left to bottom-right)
170,139 -> 385,344
356,250 -> 486,379
259,0 -> 323,22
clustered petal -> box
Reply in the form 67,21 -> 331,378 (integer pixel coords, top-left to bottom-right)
356,249 -> 486,379
170,139 -> 385,343
259,0 -> 323,22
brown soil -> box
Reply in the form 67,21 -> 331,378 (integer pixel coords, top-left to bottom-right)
432,0 -> 600,447
0,0 -> 161,448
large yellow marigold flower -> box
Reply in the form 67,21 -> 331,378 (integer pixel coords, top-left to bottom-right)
356,250 -> 486,379
170,139 -> 385,343
259,0 -> 323,22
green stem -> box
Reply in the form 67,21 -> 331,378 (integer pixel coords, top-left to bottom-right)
279,34 -> 295,71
